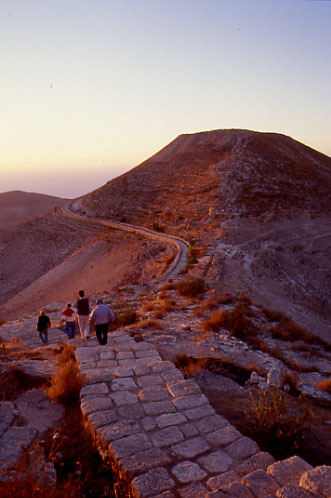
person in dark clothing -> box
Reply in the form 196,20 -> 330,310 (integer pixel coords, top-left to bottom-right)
36,310 -> 51,346
75,290 -> 92,340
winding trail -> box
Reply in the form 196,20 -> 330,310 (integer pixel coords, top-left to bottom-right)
62,204 -> 189,279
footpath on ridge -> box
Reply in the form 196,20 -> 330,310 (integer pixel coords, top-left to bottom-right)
75,332 -> 331,498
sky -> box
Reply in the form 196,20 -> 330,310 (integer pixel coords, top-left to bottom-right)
1,0 -> 331,199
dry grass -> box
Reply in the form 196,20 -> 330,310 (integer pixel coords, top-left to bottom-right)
175,353 -> 207,377
315,379 -> 331,394
134,319 -> 163,330
44,344 -> 85,405
175,277 -> 205,298
247,387 -> 313,460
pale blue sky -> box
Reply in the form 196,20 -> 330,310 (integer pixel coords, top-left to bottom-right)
1,0 -> 330,198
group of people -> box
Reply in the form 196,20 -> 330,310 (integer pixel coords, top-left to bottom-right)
36,290 -> 115,346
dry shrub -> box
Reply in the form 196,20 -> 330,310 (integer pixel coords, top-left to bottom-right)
263,307 -> 286,322
201,303 -> 257,340
153,309 -> 165,319
175,278 -> 205,298
175,354 -> 207,377
194,306 -> 204,318
248,387 -> 313,460
201,309 -> 228,332
283,370 -> 299,394
315,379 -> 331,394
114,309 -> 138,327
57,343 -> 77,366
45,360 -> 85,405
160,281 -> 175,291
270,316 -> 318,344
134,319 -> 163,330
142,303 -> 154,312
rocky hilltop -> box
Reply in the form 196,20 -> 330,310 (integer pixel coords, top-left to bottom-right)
0,190 -> 68,232
71,129 -> 331,340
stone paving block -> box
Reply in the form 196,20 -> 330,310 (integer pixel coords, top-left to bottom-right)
184,404 -> 215,421
141,417 -> 157,432
116,351 -> 135,359
178,482 -> 209,497
207,470 -> 241,491
76,347 -> 99,362
172,461 -> 207,484
135,350 -> 160,359
161,369 -> 184,386
131,466 -> 175,497
111,377 -> 137,391
138,374 -> 164,388
208,482 -> 254,497
236,451 -> 275,477
151,492 -> 175,498
118,403 -> 144,420
98,420 -> 141,442
299,465 -> 331,497
275,484 -> 318,498
81,396 -> 114,416
206,424 -> 241,447
120,448 -> 172,478
99,350 -> 115,360
180,422 -> 199,438
225,436 -> 259,461
198,450 -> 233,473
97,360 -> 118,368
152,426 -> 185,447
135,365 -> 153,376
118,359 -> 138,368
156,413 -> 187,428
167,380 -> 202,398
115,367 -> 134,377
150,361 -> 174,373
143,401 -> 176,416
242,469 -> 280,497
197,414 -> 229,434
173,394 -> 209,411
84,369 -> 116,383
111,390 -> 138,407
110,433 -> 153,459
133,342 -> 157,352
268,456 -> 313,487
138,386 -> 171,402
80,382 -> 109,397
171,436 -> 210,458
87,409 -> 118,429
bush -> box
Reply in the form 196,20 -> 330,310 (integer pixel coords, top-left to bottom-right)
247,387 -> 312,460
175,278 -> 205,297
175,354 -> 207,377
45,360 -> 85,405
201,303 -> 257,340
114,309 -> 138,328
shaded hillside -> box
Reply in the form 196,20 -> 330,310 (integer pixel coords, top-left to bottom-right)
72,129 -> 331,340
0,190 -> 68,232
72,129 -> 331,228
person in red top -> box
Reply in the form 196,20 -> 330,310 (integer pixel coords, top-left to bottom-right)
61,303 -> 77,339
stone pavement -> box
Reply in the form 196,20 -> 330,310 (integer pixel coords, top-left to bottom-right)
75,331 -> 331,498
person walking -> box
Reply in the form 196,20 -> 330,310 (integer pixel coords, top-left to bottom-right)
61,303 -> 76,339
89,298 -> 115,345
36,310 -> 50,346
76,290 -> 92,340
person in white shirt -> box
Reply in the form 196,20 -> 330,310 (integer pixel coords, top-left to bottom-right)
89,298 -> 115,345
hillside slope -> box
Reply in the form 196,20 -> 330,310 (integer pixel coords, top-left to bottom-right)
72,129 -> 331,339
0,190 -> 68,232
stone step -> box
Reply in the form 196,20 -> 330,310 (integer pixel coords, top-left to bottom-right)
75,331 -> 331,497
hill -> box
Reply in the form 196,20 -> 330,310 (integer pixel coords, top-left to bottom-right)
71,129 -> 331,340
0,190 -> 68,232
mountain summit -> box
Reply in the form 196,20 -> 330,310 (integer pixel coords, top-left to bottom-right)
71,129 -> 331,338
